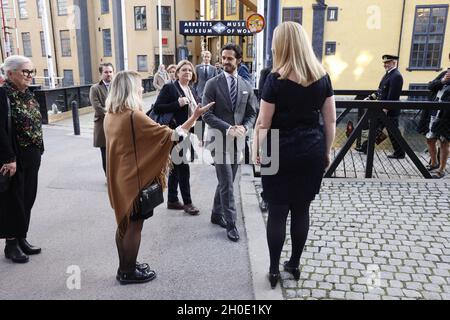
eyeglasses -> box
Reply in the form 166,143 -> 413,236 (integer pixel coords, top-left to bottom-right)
21,69 -> 36,77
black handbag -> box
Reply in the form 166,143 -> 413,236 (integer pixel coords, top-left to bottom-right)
130,112 -> 164,218
0,96 -> 12,193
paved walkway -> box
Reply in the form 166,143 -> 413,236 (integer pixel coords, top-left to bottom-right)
251,178 -> 450,300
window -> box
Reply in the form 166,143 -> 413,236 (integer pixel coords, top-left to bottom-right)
36,0 -> 42,18
327,7 -> 338,21
225,36 -> 235,44
100,0 -> 109,14
60,30 -> 71,57
408,84 -> 429,101
137,55 -> 148,72
410,5 -> 448,69
102,29 -> 112,57
134,6 -> 146,30
226,0 -> 236,16
246,36 -> 254,58
57,0 -> 68,16
325,42 -> 336,55
156,6 -> 171,30
40,31 -> 46,56
282,7 -> 302,25
44,69 -> 49,87
22,32 -> 32,57
18,0 -> 28,19
63,70 -> 74,87
210,0 -> 219,19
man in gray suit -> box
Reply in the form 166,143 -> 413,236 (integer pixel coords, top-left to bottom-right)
202,44 -> 257,242
89,63 -> 114,175
195,51 -> 217,99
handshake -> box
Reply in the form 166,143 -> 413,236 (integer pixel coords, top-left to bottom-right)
228,125 -> 247,137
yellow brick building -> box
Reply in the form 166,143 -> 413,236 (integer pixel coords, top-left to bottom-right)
281,0 -> 450,90
0,0 -> 201,86
204,0 -> 256,68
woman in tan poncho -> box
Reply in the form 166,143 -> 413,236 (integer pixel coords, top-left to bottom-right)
104,71 -> 213,284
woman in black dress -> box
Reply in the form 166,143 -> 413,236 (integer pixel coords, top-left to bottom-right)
252,22 -> 336,289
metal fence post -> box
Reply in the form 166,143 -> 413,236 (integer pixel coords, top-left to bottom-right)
71,100 -> 80,136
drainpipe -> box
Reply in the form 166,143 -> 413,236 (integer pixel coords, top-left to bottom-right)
48,0 -> 60,82
312,0 -> 327,62
397,0 -> 406,67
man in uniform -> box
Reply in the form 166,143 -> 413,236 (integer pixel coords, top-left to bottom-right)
356,54 -> 405,159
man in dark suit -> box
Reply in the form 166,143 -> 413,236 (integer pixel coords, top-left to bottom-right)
90,63 -> 114,175
194,51 -> 218,99
356,54 -> 405,159
203,44 -> 257,242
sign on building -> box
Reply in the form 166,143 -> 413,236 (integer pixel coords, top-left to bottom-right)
179,20 -> 253,36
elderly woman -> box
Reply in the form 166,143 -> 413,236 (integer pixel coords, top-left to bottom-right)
152,64 -> 169,92
153,60 -> 201,215
104,71 -> 213,284
0,55 -> 44,264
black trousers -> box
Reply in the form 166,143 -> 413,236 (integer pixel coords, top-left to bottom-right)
0,147 -> 41,239
100,147 -> 106,174
168,163 -> 192,205
361,116 -> 404,156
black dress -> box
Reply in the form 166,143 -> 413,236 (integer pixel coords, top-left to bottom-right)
260,73 -> 334,205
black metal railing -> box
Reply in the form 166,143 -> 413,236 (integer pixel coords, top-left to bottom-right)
34,78 -> 156,124
328,90 -> 450,179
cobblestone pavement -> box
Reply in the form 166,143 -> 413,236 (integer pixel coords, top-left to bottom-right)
255,180 -> 450,300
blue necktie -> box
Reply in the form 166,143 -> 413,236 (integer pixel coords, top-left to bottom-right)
230,76 -> 237,110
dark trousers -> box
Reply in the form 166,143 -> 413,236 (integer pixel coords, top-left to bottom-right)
0,147 -> 41,239
212,152 -> 239,226
168,163 -> 192,205
100,147 -> 106,174
266,200 -> 311,274
361,116 -> 404,156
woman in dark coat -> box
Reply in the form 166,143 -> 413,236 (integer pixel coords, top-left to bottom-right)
252,22 -> 336,289
153,60 -> 201,216
0,55 -> 44,263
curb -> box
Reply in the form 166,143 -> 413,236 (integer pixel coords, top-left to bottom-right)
240,165 -> 284,300
48,106 -> 94,123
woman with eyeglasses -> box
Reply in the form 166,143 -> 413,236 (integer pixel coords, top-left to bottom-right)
0,55 -> 44,263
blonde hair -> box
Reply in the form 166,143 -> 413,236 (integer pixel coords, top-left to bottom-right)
272,22 -> 326,86
175,60 -> 197,83
106,71 -> 143,114
167,64 -> 177,73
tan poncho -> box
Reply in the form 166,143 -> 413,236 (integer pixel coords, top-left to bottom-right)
104,110 -> 174,238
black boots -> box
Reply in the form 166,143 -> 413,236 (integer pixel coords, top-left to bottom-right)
18,239 -> 42,255
4,239 -> 29,263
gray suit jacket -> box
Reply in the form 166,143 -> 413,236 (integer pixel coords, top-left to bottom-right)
195,64 -> 217,98
90,81 -> 108,148
202,73 -> 257,155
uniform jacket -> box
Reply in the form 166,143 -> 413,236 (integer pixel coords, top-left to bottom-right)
376,68 -> 404,117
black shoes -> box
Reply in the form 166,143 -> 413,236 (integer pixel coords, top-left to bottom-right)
18,239 -> 41,255
283,261 -> 301,281
184,204 -> 200,216
355,145 -> 368,154
268,273 -> 280,289
4,239 -> 29,263
116,262 -> 151,281
117,266 -> 156,285
226,226 -> 240,242
387,153 -> 405,159
167,201 -> 184,210
211,215 -> 227,228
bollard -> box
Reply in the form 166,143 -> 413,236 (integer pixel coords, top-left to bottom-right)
71,101 -> 81,136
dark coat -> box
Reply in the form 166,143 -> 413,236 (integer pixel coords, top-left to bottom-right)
0,87 -> 26,239
153,80 -> 200,129
89,81 -> 108,148
377,68 -> 404,117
